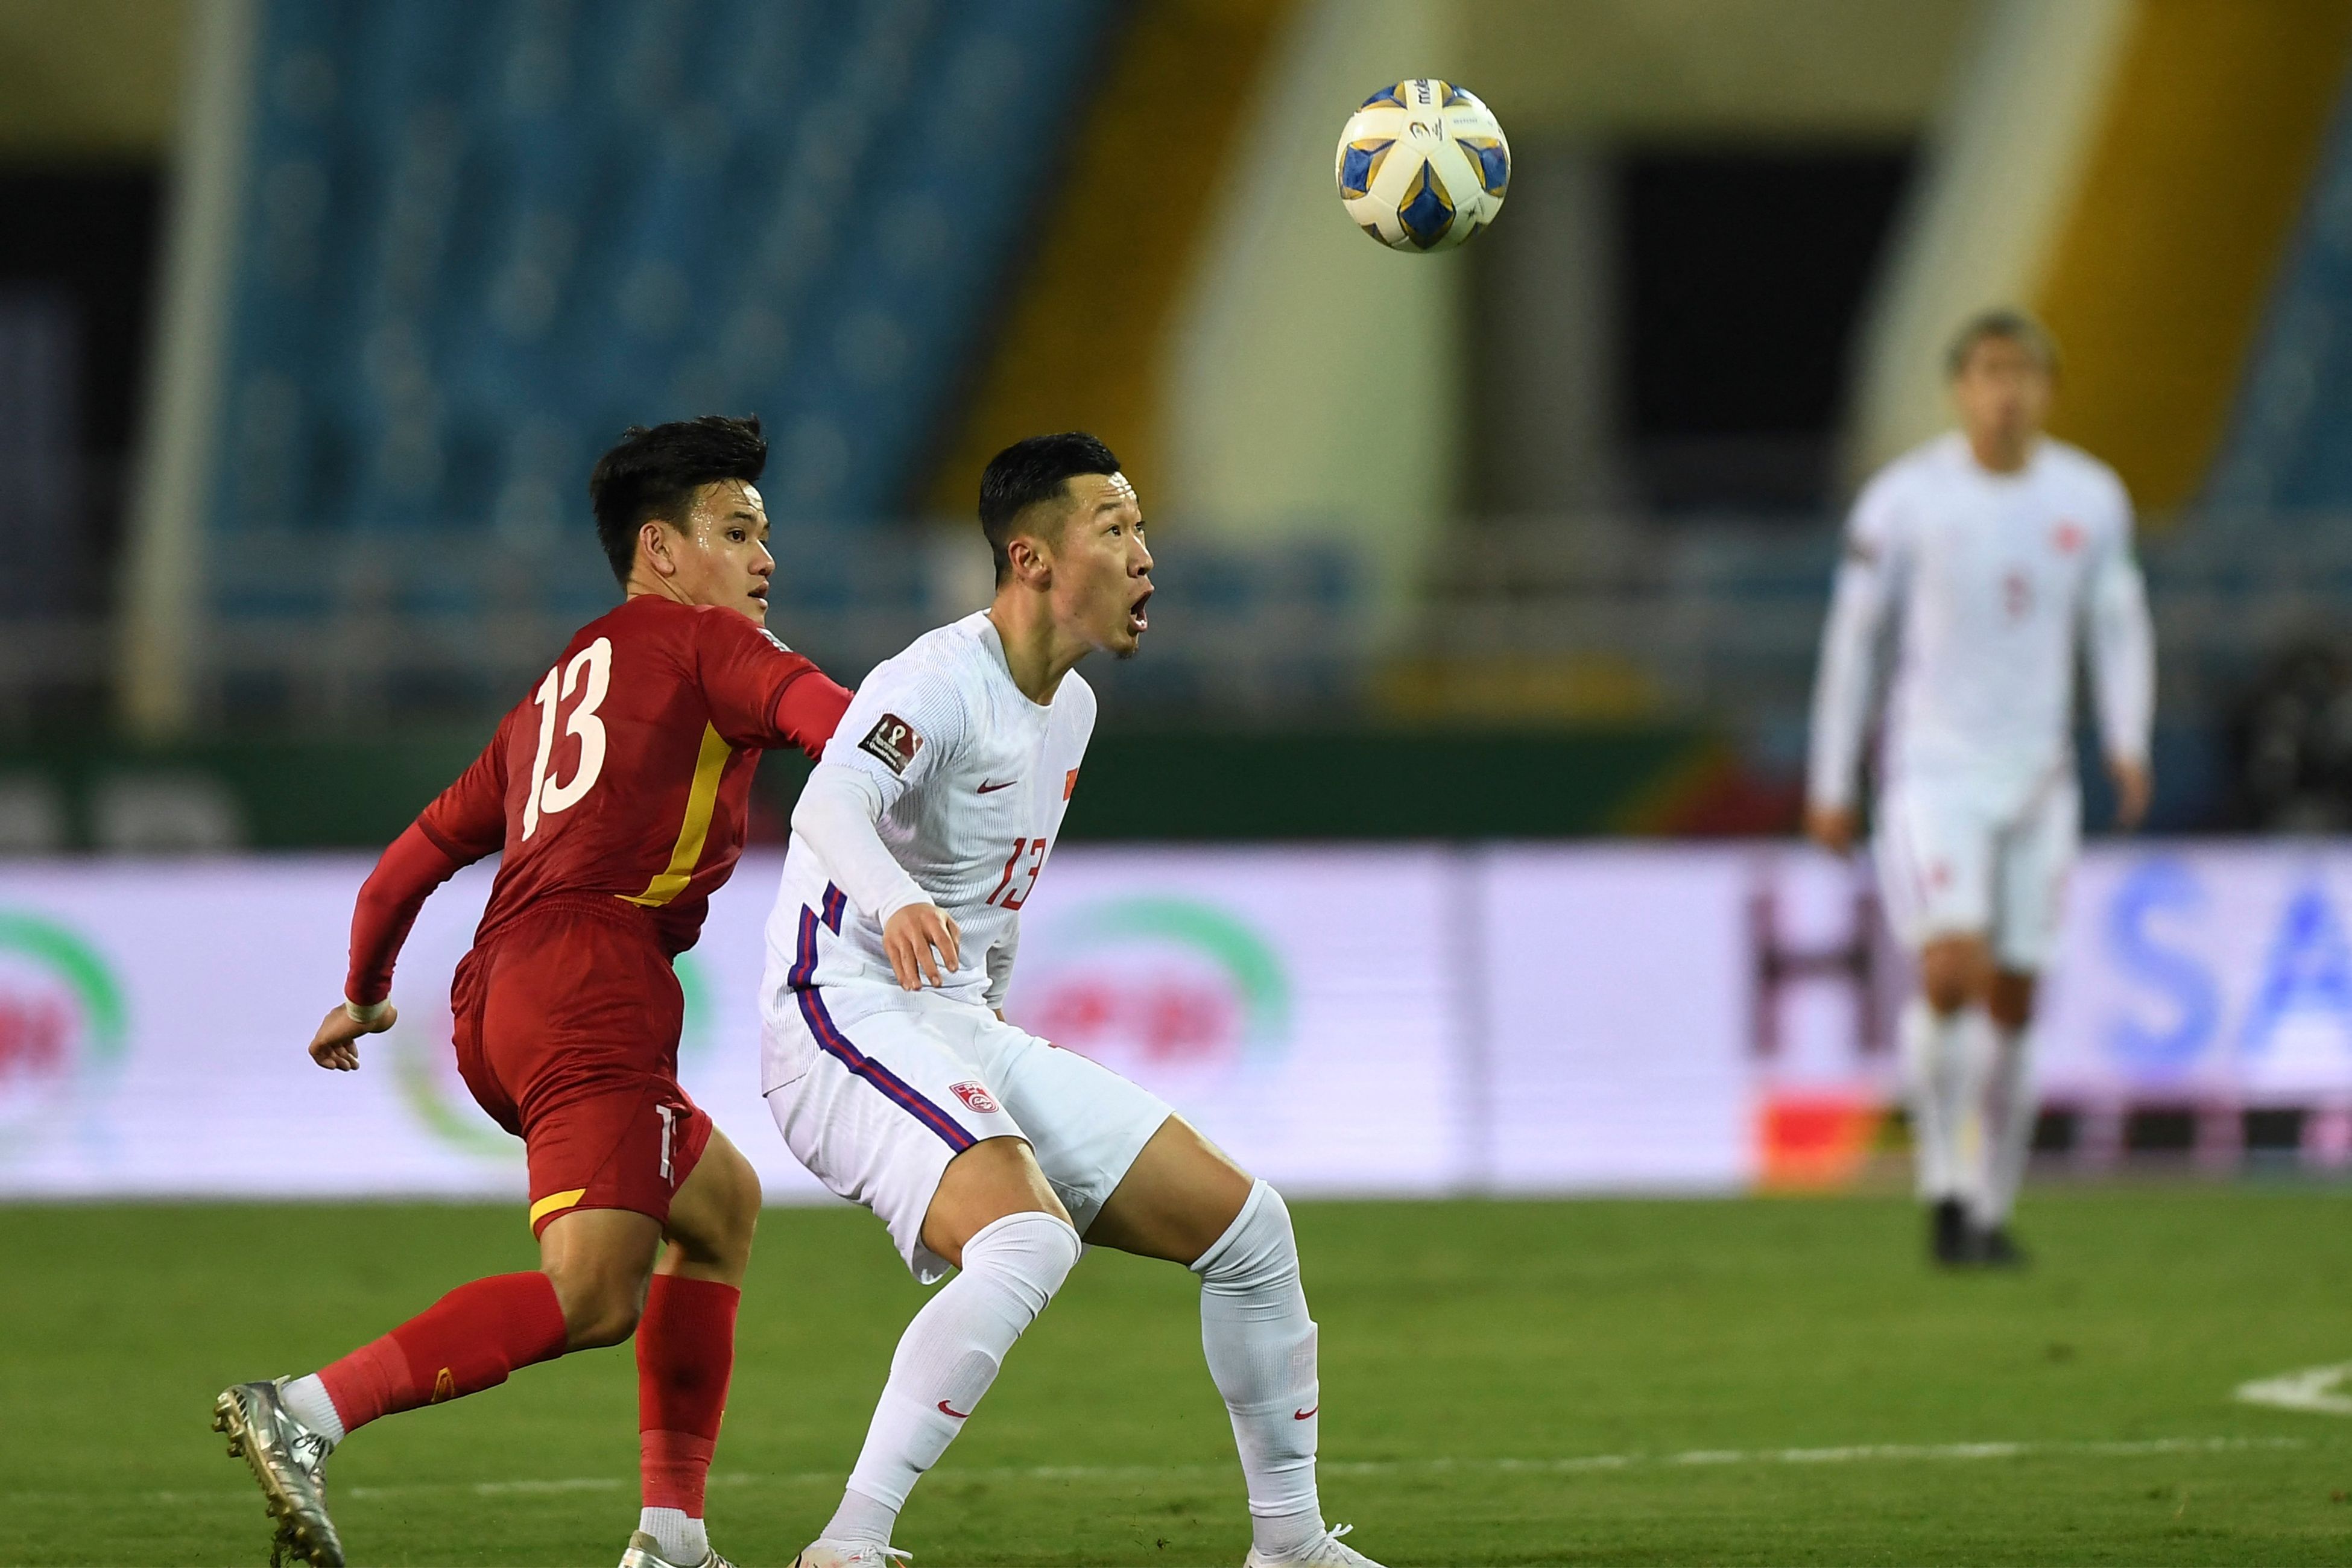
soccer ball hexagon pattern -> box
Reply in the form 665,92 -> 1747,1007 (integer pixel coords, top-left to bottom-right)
1335,79 -> 1510,252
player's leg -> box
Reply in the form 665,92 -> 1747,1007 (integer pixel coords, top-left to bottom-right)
628,1127 -> 761,1568
1877,784 -> 1997,1263
808,1139 -> 1075,1559
1974,780 -> 2077,1262
229,1208 -> 629,1568
1090,1123 -> 1367,1566
1977,967 -> 2039,1263
973,1011 -> 1373,1568
767,992 -> 1078,1564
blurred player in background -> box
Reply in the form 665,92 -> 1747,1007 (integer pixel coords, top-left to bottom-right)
212,417 -> 851,1568
1806,312 -> 2154,1266
763,434 -> 1380,1568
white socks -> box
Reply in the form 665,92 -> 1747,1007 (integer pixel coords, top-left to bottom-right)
1193,1180 -> 1325,1562
639,1506 -> 706,1563
279,1373 -> 344,1446
1902,999 -> 1991,1204
1976,1023 -> 2037,1228
826,1209 -> 1081,1546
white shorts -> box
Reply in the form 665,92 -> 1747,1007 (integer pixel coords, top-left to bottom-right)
762,980 -> 1173,1283
1873,770 -> 2079,972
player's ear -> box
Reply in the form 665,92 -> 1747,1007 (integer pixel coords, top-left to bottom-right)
637,517 -> 680,579
1004,531 -> 1051,589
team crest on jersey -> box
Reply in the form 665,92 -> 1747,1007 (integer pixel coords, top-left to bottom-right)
2052,519 -> 2085,555
949,1080 -> 999,1114
859,713 -> 923,774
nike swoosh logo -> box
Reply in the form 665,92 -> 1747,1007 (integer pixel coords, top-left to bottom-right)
977,779 -> 1017,794
1294,1405 -> 1318,1420
938,1399 -> 973,1418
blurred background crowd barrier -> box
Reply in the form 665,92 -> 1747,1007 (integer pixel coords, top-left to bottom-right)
5,842 -> 2350,1200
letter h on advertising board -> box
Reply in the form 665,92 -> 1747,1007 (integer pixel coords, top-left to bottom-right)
1747,862 -> 1897,1061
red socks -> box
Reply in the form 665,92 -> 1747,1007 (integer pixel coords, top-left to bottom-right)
305,1263 -> 738,1521
636,1274 -> 741,1517
317,1271 -> 569,1434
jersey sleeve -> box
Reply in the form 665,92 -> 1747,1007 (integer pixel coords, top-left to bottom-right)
818,647 -> 973,806
2084,483 -> 2155,767
1806,470 -> 1908,812
789,649 -> 976,925
694,609 -> 855,757
345,715 -> 513,1004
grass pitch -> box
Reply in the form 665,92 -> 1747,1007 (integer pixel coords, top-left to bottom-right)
3,1189 -> 2348,1566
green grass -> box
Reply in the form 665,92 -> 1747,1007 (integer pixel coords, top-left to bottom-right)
4,1190 -> 2350,1566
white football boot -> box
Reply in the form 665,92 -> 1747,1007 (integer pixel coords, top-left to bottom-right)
618,1529 -> 740,1567
1244,1522 -> 1386,1567
791,1541 -> 911,1567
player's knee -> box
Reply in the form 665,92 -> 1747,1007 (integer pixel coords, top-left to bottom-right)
545,1263 -> 646,1349
703,1145 -> 762,1248
1192,1179 -> 1299,1292
1918,939 -> 1987,1015
960,1209 -> 1082,1318
1988,971 -> 2037,1032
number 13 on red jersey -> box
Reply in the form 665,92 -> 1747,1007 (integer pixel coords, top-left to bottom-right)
523,637 -> 613,839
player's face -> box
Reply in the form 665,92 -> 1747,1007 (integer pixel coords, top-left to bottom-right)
1046,472 -> 1153,660
669,479 -> 776,623
1952,335 -> 2053,454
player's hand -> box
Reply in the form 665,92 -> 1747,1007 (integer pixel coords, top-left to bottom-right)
309,1001 -> 396,1071
2109,756 -> 2152,832
884,903 -> 961,990
1804,803 -> 1857,856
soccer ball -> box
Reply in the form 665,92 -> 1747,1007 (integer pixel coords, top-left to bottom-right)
1335,79 -> 1510,251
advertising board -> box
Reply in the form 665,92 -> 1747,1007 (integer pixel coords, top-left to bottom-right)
5,843 -> 2351,1198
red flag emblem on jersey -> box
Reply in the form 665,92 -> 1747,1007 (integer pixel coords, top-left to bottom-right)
1064,767 -> 1079,800
949,1080 -> 999,1114
2052,520 -> 2085,555
858,713 -> 923,775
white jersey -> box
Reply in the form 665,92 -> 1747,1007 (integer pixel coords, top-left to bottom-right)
1807,432 -> 2154,815
763,610 -> 1095,1016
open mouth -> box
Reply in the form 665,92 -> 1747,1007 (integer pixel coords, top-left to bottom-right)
1127,589 -> 1151,636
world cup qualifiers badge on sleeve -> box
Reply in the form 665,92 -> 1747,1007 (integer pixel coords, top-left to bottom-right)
859,714 -> 923,776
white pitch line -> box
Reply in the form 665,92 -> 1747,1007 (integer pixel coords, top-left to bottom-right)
22,1434 -> 2307,1510
2237,1361 -> 2352,1415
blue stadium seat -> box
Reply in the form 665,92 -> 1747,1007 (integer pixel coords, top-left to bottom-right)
208,0 -> 1118,589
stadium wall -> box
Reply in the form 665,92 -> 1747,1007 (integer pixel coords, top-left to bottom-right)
4,842 -> 2348,1202
1849,0 -> 2352,509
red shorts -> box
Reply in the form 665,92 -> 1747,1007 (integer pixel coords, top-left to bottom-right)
450,896 -> 713,1237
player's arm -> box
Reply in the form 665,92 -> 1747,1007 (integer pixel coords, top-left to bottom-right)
791,668 -> 968,990
2085,501 -> 2156,830
1805,481 -> 1903,853
696,610 -> 854,756
313,718 -> 512,1070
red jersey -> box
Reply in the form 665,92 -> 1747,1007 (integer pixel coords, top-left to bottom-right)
345,595 -> 852,1002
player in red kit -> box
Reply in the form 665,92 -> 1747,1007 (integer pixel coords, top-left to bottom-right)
212,417 -> 851,1568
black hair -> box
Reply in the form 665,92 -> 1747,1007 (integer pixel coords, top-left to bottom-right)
1945,308 -> 2060,380
587,415 -> 768,588
977,431 -> 1122,584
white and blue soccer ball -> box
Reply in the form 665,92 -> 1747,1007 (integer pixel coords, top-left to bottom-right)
1335,79 -> 1510,252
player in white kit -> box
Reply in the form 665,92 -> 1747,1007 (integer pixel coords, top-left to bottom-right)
1807,311 -> 2154,1265
762,434 -> 1382,1568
